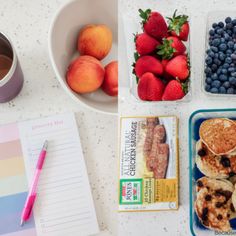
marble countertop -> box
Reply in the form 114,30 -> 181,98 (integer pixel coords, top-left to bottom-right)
119,0 -> 236,235
0,0 -> 117,235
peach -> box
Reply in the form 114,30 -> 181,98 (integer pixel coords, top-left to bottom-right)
67,55 -> 105,94
101,61 -> 118,96
78,24 -> 113,60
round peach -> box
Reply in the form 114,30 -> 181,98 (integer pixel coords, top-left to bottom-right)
78,24 -> 112,60
101,61 -> 118,96
67,55 -> 105,94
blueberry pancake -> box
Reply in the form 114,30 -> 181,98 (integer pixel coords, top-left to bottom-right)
196,140 -> 236,179
195,177 -> 236,231
199,118 -> 236,155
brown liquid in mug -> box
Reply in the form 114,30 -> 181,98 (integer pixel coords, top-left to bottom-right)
0,55 -> 12,80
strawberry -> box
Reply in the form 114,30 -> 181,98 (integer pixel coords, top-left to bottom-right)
138,72 -> 165,101
139,9 -> 168,41
162,80 -> 186,101
161,59 -> 174,81
157,36 -> 186,59
165,55 -> 189,81
167,10 -> 189,41
134,55 -> 163,78
135,33 -> 160,56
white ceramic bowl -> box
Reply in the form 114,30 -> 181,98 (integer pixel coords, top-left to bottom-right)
49,0 -> 118,115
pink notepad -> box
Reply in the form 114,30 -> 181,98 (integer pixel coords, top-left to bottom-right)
0,113 -> 99,236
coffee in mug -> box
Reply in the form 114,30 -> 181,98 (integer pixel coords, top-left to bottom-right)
0,32 -> 24,102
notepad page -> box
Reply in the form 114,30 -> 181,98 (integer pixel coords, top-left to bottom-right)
18,113 -> 99,236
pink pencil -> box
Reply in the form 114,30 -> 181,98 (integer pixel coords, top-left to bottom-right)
20,140 -> 48,226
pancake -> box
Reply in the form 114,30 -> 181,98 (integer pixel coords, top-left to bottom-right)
196,177 -> 234,193
199,118 -> 236,155
196,140 -> 236,179
195,177 -> 236,231
195,188 -> 232,231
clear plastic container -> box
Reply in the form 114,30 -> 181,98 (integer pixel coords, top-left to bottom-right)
202,11 -> 236,97
122,11 -> 192,103
189,108 -> 236,236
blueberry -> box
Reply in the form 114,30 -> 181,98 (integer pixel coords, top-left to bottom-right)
219,43 -> 227,51
233,26 -> 236,34
226,23 -> 233,29
212,80 -> 221,88
205,67 -> 212,75
227,41 -> 234,49
224,33 -> 230,41
232,19 -> 236,26
223,63 -> 230,69
210,87 -> 219,93
222,68 -> 227,74
212,22 -> 218,28
211,64 -> 218,71
209,29 -> 215,36
211,73 -> 218,80
205,84 -> 211,92
227,88 -> 234,94
219,53 -> 226,61
212,38 -> 221,47
211,46 -> 218,53
218,22 -> 224,28
231,72 -> 236,77
219,86 -> 227,93
223,81 -> 230,88
221,38 -> 226,43
225,17 -> 232,23
226,49 -> 233,55
206,77 -> 212,84
226,57 -> 232,64
228,67 -> 235,72
227,30 -> 233,36
217,29 -> 224,35
231,53 -> 236,60
207,50 -> 215,57
205,56 -> 213,65
219,74 -> 228,82
214,53 -> 219,59
215,58 -> 221,66
229,77 -> 236,85
217,68 -> 222,75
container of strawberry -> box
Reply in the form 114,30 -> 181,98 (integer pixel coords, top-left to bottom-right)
203,11 -> 236,96
125,9 -> 191,102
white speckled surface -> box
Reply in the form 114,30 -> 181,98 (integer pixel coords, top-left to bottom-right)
119,0 -> 236,235
2,0 -> 236,235
0,0 -> 117,235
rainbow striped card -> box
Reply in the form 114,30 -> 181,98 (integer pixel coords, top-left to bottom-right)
0,123 -> 37,236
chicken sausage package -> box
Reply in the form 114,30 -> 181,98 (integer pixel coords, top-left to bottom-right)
118,116 -> 179,211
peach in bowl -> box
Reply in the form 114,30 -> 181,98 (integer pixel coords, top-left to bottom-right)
48,0 -> 118,115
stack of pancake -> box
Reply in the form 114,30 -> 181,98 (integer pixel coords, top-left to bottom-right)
194,118 -> 236,232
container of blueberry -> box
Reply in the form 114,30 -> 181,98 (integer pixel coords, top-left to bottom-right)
204,11 -> 236,95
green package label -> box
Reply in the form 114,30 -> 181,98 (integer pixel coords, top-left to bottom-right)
119,179 -> 142,205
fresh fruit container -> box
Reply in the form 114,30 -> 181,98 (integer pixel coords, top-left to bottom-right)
203,11 -> 236,96
189,108 -> 236,236
49,0 -> 118,115
122,10 -> 191,103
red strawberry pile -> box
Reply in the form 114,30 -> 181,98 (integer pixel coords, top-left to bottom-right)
133,9 -> 190,101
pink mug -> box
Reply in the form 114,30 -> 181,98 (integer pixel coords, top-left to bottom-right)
0,32 -> 24,103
